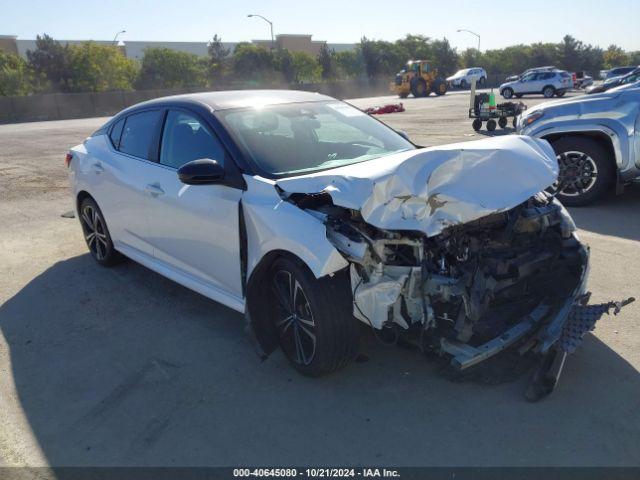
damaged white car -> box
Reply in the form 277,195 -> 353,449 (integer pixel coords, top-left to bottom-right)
68,90 -> 633,401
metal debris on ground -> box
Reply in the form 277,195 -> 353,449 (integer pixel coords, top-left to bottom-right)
364,103 -> 405,115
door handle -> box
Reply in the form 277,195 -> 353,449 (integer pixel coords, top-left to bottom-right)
92,162 -> 104,174
144,183 -> 165,197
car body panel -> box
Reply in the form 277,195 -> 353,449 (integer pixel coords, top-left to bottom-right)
142,161 -> 245,298
241,175 -> 349,281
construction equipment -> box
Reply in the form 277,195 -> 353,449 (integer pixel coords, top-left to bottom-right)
390,60 -> 448,98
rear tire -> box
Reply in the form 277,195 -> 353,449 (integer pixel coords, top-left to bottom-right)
550,136 -> 615,206
433,78 -> 447,96
268,257 -> 359,376
79,197 -> 124,267
498,117 -> 508,129
486,119 -> 497,131
502,87 -> 514,99
556,90 -> 566,97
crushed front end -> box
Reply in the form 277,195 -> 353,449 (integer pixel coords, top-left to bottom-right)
298,191 -> 632,400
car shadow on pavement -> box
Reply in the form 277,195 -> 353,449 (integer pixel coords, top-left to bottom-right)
1,254 -> 640,466
567,185 -> 640,241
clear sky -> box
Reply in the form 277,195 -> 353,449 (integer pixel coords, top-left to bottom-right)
3,0 -> 639,51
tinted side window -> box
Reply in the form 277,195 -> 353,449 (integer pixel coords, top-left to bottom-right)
160,111 -> 226,169
119,110 -> 163,160
109,118 -> 125,148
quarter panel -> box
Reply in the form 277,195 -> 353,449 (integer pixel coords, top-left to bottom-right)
242,176 -> 348,281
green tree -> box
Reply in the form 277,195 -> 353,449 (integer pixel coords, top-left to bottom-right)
334,50 -> 365,79
459,48 -> 482,69
66,42 -> 138,92
291,51 -> 321,83
317,44 -> 338,80
628,51 -> 640,65
207,34 -> 230,81
232,43 -> 278,82
359,37 -> 406,78
26,34 -> 72,91
603,45 -> 628,69
396,34 -> 432,60
137,47 -> 207,89
0,51 -> 32,96
428,38 -> 458,76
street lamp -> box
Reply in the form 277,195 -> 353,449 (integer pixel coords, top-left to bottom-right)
457,29 -> 480,52
247,14 -> 274,47
112,30 -> 126,46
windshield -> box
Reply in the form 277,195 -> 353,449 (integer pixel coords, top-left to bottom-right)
454,69 -> 470,76
216,101 -> 415,177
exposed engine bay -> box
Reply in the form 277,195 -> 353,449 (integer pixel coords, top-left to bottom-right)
286,189 -> 633,400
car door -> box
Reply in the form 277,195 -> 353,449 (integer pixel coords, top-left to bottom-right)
526,72 -> 545,93
93,109 -> 164,257
143,108 -> 244,298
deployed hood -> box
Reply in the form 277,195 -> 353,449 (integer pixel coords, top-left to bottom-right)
276,136 -> 558,237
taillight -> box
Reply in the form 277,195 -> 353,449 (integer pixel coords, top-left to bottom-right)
65,152 -> 73,168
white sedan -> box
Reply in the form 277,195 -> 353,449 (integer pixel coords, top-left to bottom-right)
67,90 -> 623,400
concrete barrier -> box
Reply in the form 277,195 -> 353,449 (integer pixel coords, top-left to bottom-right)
1,76 -> 510,124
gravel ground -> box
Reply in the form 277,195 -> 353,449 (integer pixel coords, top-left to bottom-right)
1,89 -> 639,468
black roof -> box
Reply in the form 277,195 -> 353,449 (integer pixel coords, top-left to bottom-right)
131,89 -> 335,112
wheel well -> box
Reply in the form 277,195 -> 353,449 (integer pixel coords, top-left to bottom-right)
245,249 -> 349,358
543,132 -> 616,167
76,190 -> 94,213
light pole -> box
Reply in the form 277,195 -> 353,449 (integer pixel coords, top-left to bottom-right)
112,30 -> 126,46
247,14 -> 274,47
457,29 -> 480,52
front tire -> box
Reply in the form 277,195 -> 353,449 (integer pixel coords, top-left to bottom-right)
79,197 -> 124,266
411,78 -> 428,97
502,87 -> 514,99
550,136 -> 615,206
268,258 -> 359,376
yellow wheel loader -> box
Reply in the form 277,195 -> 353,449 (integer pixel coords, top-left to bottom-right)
390,60 -> 448,98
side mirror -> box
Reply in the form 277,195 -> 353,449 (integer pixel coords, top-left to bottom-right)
177,158 -> 225,185
396,130 -> 410,141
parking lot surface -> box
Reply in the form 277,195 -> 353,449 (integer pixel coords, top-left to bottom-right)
1,90 -> 639,467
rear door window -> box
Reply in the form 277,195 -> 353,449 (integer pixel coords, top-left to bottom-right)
109,118 -> 125,148
118,110 -> 163,160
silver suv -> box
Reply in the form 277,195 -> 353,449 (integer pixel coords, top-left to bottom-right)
500,70 -> 573,99
518,85 -> 640,205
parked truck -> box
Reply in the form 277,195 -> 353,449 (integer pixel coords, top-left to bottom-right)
518,85 -> 640,205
